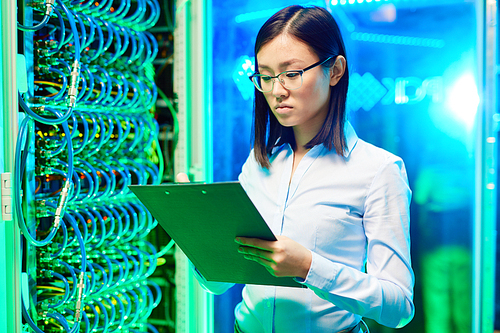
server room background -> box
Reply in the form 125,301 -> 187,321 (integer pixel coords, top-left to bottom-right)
0,0 -> 499,333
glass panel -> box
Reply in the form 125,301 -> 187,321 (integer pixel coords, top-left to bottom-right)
345,2 -> 476,333
211,1 -> 477,332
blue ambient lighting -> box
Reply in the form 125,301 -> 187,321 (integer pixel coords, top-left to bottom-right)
351,32 -> 445,48
446,73 -> 479,128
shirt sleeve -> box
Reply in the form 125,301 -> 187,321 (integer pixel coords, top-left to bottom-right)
189,260 -> 235,295
299,155 -> 415,328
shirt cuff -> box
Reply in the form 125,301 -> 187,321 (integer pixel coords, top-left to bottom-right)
295,251 -> 339,290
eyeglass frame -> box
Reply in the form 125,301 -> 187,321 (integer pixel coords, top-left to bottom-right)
248,56 -> 335,93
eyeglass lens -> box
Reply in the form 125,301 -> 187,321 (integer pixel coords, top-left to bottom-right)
253,71 -> 303,92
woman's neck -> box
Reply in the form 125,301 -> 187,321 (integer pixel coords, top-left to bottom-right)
292,125 -> 319,153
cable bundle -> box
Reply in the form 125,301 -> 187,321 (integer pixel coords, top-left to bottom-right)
17,0 -> 164,332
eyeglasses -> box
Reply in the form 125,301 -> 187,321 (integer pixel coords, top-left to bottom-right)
249,56 -> 334,93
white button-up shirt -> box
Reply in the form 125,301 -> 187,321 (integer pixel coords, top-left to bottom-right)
193,122 -> 414,333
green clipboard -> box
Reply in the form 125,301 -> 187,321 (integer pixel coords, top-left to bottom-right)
129,182 -> 303,288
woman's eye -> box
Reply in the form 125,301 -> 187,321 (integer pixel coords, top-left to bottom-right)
261,76 -> 272,82
285,72 -> 300,79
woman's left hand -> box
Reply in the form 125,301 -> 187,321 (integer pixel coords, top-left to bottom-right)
235,235 -> 312,279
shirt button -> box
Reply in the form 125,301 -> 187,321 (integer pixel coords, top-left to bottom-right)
266,301 -> 271,307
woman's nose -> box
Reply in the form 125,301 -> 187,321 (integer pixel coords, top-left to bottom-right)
271,77 -> 288,97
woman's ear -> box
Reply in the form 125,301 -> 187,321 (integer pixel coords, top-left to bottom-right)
330,55 -> 346,87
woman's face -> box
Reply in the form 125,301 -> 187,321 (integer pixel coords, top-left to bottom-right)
256,34 -> 334,139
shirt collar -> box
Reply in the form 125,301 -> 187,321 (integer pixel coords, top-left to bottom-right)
270,121 -> 359,157
343,121 -> 359,158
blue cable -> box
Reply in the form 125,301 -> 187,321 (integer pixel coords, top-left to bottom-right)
125,27 -> 138,64
93,66 -> 113,106
89,208 -> 106,248
87,16 -> 104,61
79,65 -> 95,103
78,13 -> 95,50
121,202 -> 139,242
118,290 -> 133,328
114,205 -> 131,239
79,206 -> 97,242
89,262 -> 108,294
109,293 -> 126,331
72,111 -> 90,154
46,201 -> 86,273
145,31 -> 159,65
48,271 -> 71,308
85,302 -> 100,332
147,323 -> 160,333
58,260 -> 78,300
96,0 -> 114,17
18,14 -> 50,32
106,205 -> 123,246
125,289 -> 142,326
74,10 -> 87,54
97,251 -> 114,289
19,92 -> 73,125
118,115 -> 133,147
49,7 -> 66,54
105,23 -> 122,65
22,295 -> 47,333
50,220 -> 68,258
57,58 -> 72,74
45,67 -> 68,102
129,32 -> 145,65
114,0 -> 131,21
94,299 -> 110,333
100,19 -> 115,54
15,117 -> 59,246
123,0 -> 145,24
74,167 -> 94,202
109,258 -> 124,287
65,308 -> 90,333
56,0 -> 81,61
127,255 -> 140,281
100,296 -> 116,331
84,260 -> 96,294
106,0 -> 128,19
144,0 -> 161,29
70,209 -> 89,244
76,69 -> 87,101
76,158 -> 99,198
114,247 -> 131,280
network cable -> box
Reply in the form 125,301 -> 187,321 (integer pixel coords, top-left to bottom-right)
17,0 -> 165,331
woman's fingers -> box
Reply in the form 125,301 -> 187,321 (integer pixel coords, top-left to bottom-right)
235,236 -> 272,251
238,245 -> 272,260
236,235 -> 312,278
176,172 -> 190,183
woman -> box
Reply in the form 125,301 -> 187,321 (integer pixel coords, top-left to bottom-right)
185,4 -> 414,333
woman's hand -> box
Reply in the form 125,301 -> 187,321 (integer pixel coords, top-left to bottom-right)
176,173 -> 190,183
235,235 -> 312,279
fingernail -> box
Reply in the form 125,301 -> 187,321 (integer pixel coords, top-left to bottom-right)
235,237 -> 241,243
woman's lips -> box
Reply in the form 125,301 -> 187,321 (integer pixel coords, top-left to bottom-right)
275,105 -> 293,114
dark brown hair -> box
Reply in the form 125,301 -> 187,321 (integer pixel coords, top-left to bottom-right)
252,5 -> 349,168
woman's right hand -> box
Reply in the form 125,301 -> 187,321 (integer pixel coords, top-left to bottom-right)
176,173 -> 190,183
